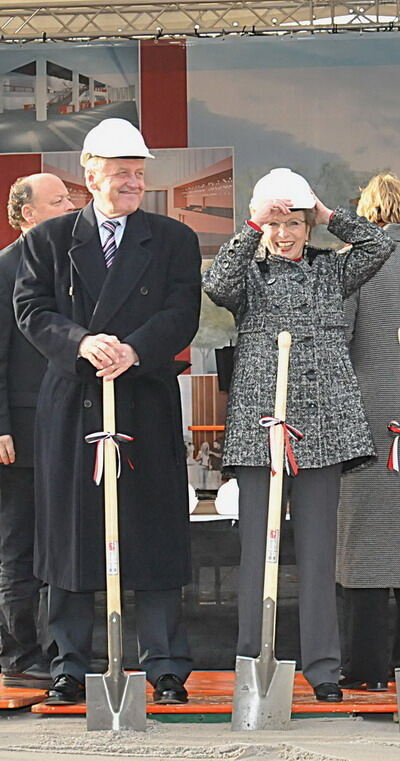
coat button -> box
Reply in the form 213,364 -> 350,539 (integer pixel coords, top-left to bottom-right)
303,336 -> 313,345
305,369 -> 316,381
83,399 -> 92,408
267,277 -> 276,286
140,286 -> 149,295
299,302 -> 309,312
293,271 -> 305,283
271,303 -> 280,314
308,401 -> 317,409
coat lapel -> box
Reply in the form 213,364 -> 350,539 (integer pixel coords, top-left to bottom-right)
89,209 -> 153,332
68,203 -> 107,306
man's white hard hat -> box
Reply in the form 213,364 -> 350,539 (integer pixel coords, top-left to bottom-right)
80,118 -> 155,166
251,168 -> 315,210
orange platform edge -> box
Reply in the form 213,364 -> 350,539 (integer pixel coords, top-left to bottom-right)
0,672 -> 396,717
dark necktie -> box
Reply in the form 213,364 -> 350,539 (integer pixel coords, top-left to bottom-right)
102,220 -> 120,268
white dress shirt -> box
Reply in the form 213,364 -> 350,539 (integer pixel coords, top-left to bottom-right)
93,205 -> 127,248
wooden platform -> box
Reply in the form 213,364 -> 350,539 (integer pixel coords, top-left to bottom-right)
1,672 -> 397,718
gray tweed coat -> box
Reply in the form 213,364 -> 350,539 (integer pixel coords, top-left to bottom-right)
202,208 -> 395,472
337,224 -> 400,587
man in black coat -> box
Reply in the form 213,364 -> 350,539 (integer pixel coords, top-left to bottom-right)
14,118 -> 202,705
0,173 -> 74,688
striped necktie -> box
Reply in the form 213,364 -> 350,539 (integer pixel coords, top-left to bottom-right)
102,220 -> 120,268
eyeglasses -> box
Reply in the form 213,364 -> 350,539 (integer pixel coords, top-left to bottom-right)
266,220 -> 306,231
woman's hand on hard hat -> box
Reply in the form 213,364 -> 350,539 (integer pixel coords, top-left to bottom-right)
250,198 -> 293,228
312,193 -> 334,226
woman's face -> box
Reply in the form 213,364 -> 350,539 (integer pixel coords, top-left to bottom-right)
263,210 -> 310,260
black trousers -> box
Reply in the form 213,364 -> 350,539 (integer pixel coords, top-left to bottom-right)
48,586 -> 192,686
0,467 -> 45,671
236,464 -> 342,687
341,587 -> 400,682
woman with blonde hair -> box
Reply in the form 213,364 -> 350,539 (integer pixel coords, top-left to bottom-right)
337,172 -> 400,691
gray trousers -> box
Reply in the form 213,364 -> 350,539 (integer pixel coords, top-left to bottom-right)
48,586 -> 192,686
236,464 -> 342,687
0,467 -> 49,672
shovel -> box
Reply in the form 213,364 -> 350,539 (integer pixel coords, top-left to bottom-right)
231,330 -> 296,731
86,378 -> 147,731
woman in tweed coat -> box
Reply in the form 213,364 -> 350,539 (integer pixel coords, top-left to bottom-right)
337,173 -> 400,691
202,168 -> 395,702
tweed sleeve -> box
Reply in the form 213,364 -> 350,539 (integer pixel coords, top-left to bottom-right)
202,223 -> 262,314
328,208 -> 395,298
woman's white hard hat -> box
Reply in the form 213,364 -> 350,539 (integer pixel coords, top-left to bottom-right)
80,118 -> 155,166
251,168 -> 315,210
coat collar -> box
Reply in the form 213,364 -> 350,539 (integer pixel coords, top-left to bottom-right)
69,203 -> 106,305
69,202 -> 154,331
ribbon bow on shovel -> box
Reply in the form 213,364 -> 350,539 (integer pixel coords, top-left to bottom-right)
85,431 -> 134,485
259,416 -> 303,476
387,420 -> 400,472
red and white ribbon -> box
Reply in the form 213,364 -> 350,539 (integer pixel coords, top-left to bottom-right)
259,416 -> 304,476
387,420 -> 400,472
85,431 -> 134,485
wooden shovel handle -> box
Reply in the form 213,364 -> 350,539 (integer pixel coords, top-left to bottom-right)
103,379 -> 122,617
263,331 -> 291,603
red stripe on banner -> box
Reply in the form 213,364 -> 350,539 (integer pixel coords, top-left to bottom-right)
140,40 -> 188,148
175,346 -> 191,373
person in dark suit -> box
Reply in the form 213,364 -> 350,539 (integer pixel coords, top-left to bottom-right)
0,173 -> 74,688
14,118 -> 202,706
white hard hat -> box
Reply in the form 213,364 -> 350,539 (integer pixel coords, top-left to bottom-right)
80,118 -> 154,166
251,168 -> 315,210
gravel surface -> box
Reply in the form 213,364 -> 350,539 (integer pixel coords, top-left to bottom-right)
0,712 -> 399,760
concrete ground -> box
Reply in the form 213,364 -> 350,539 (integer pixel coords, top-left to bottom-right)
0,101 -> 138,153
0,710 -> 399,760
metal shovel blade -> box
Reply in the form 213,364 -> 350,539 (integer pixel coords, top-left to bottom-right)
86,671 -> 147,731
231,655 -> 295,731
395,668 -> 400,729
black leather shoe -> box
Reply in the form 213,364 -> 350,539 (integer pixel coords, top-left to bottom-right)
45,674 -> 85,705
339,675 -> 388,691
2,664 -> 52,690
153,673 -> 188,704
314,682 -> 343,702
365,681 -> 388,691
339,675 -> 364,689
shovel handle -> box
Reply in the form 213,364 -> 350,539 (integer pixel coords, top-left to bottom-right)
103,379 -> 122,617
263,331 -> 291,604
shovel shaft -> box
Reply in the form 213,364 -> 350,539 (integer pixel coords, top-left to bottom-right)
262,332 -> 291,638
103,379 -> 122,668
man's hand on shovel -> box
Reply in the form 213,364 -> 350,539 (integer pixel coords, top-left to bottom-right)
79,334 -> 139,380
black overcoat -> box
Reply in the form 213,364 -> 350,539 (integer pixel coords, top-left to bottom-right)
0,237 -> 46,468
14,204 -> 201,592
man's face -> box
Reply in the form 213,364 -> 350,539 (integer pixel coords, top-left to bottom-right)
23,175 -> 74,227
86,158 -> 146,218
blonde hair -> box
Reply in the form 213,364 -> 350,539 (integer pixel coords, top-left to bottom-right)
357,173 -> 400,225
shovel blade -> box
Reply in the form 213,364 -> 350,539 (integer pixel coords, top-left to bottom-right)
86,671 -> 147,731
395,667 -> 400,729
231,655 -> 295,731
